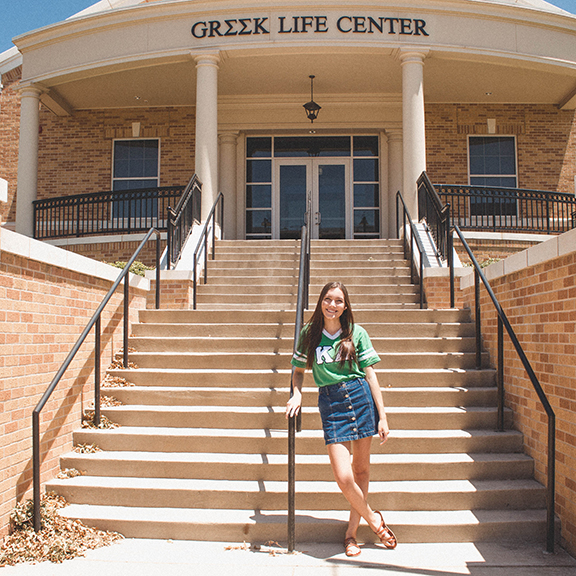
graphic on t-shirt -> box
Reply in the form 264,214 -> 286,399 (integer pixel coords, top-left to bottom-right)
315,345 -> 335,364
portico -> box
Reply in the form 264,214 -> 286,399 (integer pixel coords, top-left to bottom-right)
9,0 -> 576,241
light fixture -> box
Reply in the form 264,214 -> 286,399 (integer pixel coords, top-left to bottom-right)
303,75 -> 321,123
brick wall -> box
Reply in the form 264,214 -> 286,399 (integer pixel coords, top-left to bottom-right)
36,107 -> 196,201
461,237 -> 576,555
0,232 -> 148,535
59,239 -> 167,268
0,66 -> 21,222
426,104 -> 576,194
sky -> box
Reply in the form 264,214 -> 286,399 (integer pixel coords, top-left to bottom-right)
1,0 -> 576,54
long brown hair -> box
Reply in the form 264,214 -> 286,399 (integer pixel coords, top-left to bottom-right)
300,282 -> 356,369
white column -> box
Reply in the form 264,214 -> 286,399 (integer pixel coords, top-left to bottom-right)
387,130 -> 403,237
16,86 -> 42,236
195,54 -> 220,221
219,132 -> 239,239
400,49 -> 428,217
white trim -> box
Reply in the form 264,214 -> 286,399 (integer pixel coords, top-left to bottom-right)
44,232 -> 167,247
0,227 -> 149,290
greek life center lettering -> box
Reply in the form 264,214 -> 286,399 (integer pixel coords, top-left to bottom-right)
191,15 -> 429,39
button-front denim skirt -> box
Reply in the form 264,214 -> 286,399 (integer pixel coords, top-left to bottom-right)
317,378 -> 378,445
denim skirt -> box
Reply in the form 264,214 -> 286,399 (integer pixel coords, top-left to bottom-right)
317,378 -> 378,445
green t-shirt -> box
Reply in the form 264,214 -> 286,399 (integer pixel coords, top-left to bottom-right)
291,324 -> 380,387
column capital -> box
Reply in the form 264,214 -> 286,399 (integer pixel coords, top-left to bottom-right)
17,84 -> 44,98
385,129 -> 403,143
194,53 -> 220,69
398,48 -> 429,66
219,131 -> 240,144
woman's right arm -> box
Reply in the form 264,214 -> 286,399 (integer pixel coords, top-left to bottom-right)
286,366 -> 305,418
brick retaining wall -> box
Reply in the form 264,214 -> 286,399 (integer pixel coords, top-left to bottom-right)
0,228 -> 148,535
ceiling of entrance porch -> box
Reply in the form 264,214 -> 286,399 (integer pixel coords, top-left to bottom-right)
40,49 -> 576,113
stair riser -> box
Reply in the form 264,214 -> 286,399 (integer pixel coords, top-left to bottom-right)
102,387 -> 497,408
131,323 -> 477,339
204,276 -> 413,286
48,484 -> 546,512
59,456 -> 535,483
128,353 -> 490,370
129,338 -> 478,354
72,431 -> 524,455
137,309 -> 472,324
196,285 -> 419,296
107,369 -> 496,388
195,294 -> 421,305
101,409 -> 510,431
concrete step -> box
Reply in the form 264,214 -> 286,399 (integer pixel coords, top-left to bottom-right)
58,505 -> 549,544
60,451 -> 535,482
136,309 -> 472,324
195,284 -> 419,296
102,385 -> 497,408
107,367 -> 496,388
72,427 -> 524,455
99,405 -> 510,431
128,336 -> 477,354
127,351 -> 490,370
47,476 -> 545,511
131,322 -> 476,339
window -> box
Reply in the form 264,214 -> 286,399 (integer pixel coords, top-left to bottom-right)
246,137 -> 272,239
468,136 -> 517,217
353,136 -> 380,238
112,140 -> 159,218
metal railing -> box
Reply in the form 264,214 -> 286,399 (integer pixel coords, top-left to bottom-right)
192,193 -> 224,310
417,172 -> 451,262
449,224 -> 556,554
288,197 -> 311,552
32,228 -> 162,532
437,184 -> 576,234
396,192 -> 426,309
166,175 -> 202,269
33,186 -> 186,239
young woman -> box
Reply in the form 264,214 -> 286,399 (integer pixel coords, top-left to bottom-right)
285,281 -> 397,556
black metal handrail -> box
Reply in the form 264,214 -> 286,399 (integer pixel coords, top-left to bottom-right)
450,224 -> 556,554
288,195 -> 311,552
167,175 -> 202,269
437,184 -> 576,234
417,172 -> 451,262
192,193 -> 224,310
32,227 -> 162,532
396,192 -> 426,309
33,186 -> 185,239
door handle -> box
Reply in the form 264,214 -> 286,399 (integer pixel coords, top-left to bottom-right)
315,212 -> 321,225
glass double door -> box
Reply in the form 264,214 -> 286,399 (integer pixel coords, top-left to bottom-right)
275,158 -> 350,239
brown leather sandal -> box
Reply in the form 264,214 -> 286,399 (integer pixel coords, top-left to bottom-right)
344,536 -> 361,557
373,510 -> 397,549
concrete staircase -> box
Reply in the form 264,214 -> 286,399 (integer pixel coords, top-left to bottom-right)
48,239 -> 548,544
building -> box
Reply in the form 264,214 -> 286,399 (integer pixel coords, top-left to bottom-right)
0,0 -> 575,263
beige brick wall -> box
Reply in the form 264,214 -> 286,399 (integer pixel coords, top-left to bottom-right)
0,245 -> 147,535
0,66 -> 21,222
461,250 -> 576,556
36,108 -> 196,200
426,104 -> 576,194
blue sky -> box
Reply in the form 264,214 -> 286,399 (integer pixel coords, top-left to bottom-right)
1,0 -> 576,53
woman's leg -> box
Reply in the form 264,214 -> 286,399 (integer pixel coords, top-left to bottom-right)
326,438 -> 381,536
345,437 -> 373,539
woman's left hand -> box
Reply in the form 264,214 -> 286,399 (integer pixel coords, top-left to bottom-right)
378,417 -> 390,445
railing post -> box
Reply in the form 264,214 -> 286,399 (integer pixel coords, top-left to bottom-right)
475,268 -> 482,370
497,316 -> 504,432
288,382 -> 296,553
547,416 -> 556,554
449,230 -> 454,309
156,233 -> 161,309
167,208 -> 173,270
33,411 -> 41,531
94,316 -> 101,427
123,275 -> 129,369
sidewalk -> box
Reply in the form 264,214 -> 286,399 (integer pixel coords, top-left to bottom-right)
1,539 -> 576,576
